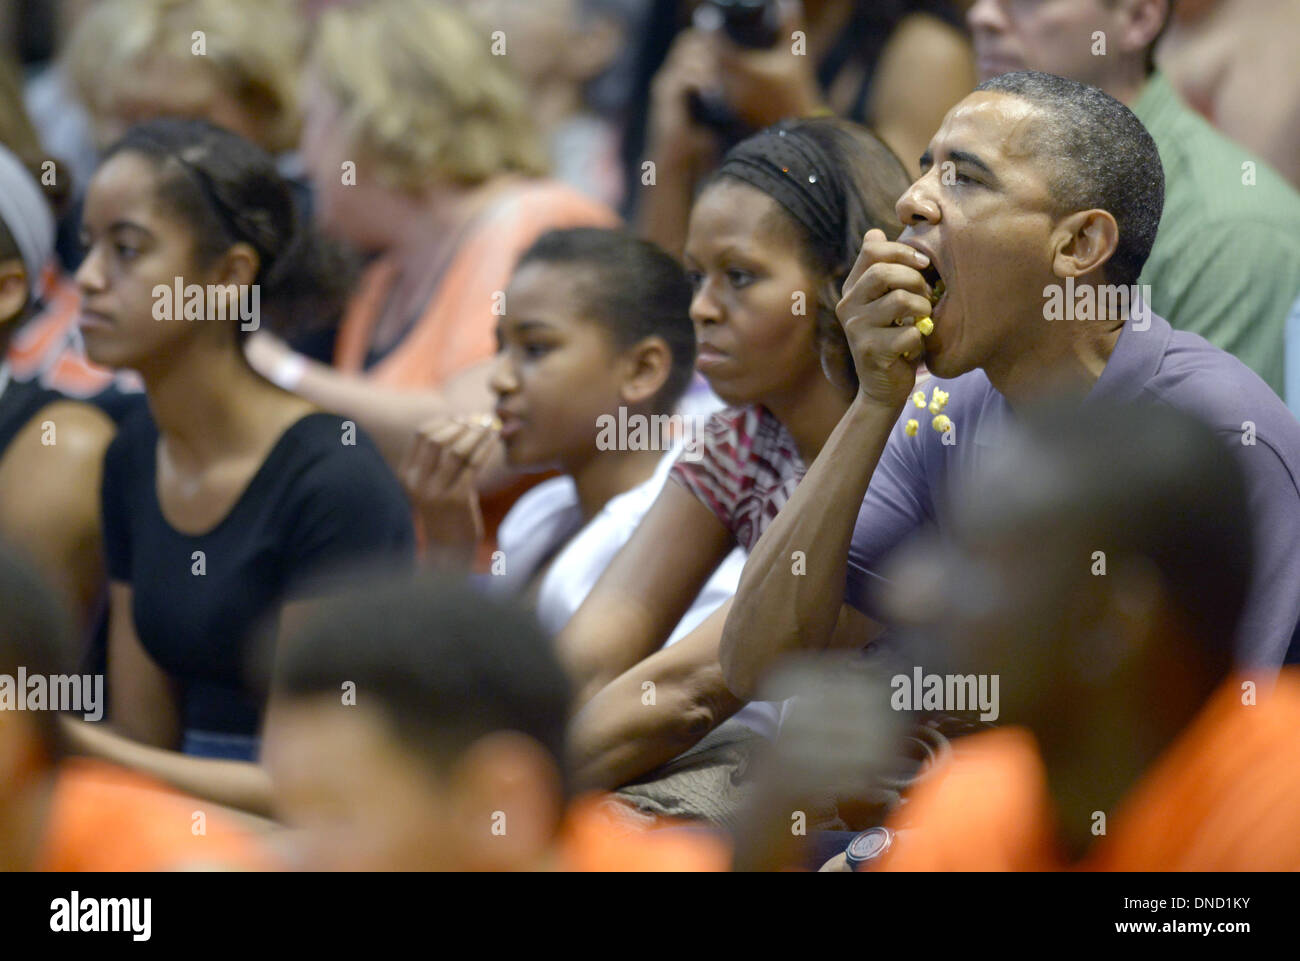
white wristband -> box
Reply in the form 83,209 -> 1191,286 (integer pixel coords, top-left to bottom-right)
268,352 -> 308,391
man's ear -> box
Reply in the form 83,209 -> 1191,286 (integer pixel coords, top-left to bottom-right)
617,336 -> 673,408
1118,0 -> 1169,58
446,731 -> 565,872
1050,209 -> 1119,280
0,259 -> 30,326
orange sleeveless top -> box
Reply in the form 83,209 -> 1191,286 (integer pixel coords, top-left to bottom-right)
333,179 -> 619,388
878,670 -> 1300,871
36,758 -> 271,871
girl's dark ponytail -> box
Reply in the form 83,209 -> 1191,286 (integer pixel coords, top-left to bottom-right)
256,198 -> 358,341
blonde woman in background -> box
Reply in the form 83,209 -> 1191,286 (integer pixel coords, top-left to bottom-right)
14,0 -> 316,412
246,0 -> 619,481
64,0 -> 305,158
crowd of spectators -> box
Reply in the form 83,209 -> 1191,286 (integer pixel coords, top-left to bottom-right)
1,0 -> 1298,872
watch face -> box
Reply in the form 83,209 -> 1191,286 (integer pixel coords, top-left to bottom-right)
846,827 -> 892,864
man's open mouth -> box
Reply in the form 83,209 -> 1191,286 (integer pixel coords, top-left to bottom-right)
920,261 -> 947,312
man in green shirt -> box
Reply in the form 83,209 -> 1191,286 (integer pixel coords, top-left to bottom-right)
968,0 -> 1300,399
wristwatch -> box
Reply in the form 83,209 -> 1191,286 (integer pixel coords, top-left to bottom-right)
844,827 -> 895,870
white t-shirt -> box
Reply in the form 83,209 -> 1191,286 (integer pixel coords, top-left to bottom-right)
494,446 -> 780,738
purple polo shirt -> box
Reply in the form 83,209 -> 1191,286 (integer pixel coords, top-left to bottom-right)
845,311 -> 1300,668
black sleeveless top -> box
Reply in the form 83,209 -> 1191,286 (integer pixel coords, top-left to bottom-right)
101,404 -> 416,739
0,372 -> 61,462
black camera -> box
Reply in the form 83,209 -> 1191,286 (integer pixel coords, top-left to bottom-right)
685,0 -> 783,135
695,0 -> 782,50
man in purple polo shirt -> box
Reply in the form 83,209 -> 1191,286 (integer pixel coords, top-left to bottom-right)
721,71 -> 1300,700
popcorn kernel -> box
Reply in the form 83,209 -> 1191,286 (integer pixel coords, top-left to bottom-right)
932,414 -> 953,433
912,391 -> 927,408
904,419 -> 919,436
915,316 -> 934,336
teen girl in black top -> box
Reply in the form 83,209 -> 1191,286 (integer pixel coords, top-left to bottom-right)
66,119 -> 413,815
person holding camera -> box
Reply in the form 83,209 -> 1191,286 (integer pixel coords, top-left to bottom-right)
636,0 -> 975,257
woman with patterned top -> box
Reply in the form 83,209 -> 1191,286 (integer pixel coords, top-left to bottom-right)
559,118 -> 912,791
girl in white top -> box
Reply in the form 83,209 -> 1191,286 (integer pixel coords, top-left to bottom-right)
401,228 -> 779,780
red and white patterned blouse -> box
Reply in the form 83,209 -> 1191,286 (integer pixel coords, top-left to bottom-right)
669,405 -> 806,551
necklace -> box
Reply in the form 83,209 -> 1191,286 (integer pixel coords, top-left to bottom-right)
160,439 -> 204,499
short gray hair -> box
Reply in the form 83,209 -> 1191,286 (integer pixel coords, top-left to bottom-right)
976,71 -> 1165,288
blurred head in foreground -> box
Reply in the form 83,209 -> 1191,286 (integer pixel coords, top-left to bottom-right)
0,542 -> 74,842
868,404 -> 1300,870
0,540 -> 268,871
883,401 -> 1251,750
265,574 -> 572,871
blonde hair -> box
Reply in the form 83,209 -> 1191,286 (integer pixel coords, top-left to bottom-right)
313,0 -> 547,191
65,0 -> 304,154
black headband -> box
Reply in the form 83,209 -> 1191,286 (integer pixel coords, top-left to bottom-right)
715,124 -> 847,256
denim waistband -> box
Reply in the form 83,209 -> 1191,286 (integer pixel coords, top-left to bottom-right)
182,729 -> 259,762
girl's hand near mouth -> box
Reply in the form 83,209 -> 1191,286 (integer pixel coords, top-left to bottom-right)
401,415 -> 501,568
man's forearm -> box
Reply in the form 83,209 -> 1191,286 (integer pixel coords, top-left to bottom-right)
721,396 -> 901,698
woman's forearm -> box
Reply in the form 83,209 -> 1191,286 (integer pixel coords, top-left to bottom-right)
292,355 -> 520,492
636,150 -> 704,258
246,334 -> 500,471
63,719 -> 275,818
567,621 -> 743,791
291,359 -> 452,467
